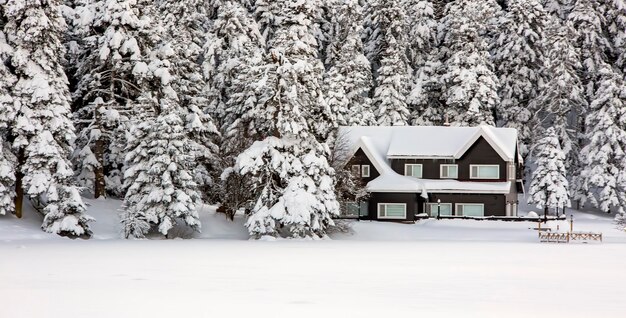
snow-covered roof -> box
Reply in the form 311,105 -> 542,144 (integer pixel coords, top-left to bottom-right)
338,125 -> 518,195
340,125 -> 518,161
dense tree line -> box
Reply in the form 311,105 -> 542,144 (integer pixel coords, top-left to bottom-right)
0,0 -> 625,238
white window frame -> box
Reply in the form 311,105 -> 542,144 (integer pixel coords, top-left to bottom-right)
351,165 -> 361,176
455,203 -> 485,216
440,164 -> 458,179
377,203 -> 407,219
470,164 -> 500,179
424,203 -> 453,217
404,164 -> 423,178
361,165 -> 370,177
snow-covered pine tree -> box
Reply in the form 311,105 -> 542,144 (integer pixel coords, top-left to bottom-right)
491,0 -> 549,157
71,0 -> 155,197
122,103 -> 201,238
542,0 -> 574,20
204,1 -> 264,132
233,0 -> 339,239
569,0 -> 614,98
573,67 -> 626,214
607,0 -> 626,76
0,25 -> 15,217
438,0 -> 500,126
1,0 -> 93,236
404,0 -> 442,125
0,141 -> 15,216
528,127 -> 571,217
323,0 -> 375,127
362,0 -> 382,77
158,0 -> 220,201
370,0 -> 411,126
533,20 -> 586,166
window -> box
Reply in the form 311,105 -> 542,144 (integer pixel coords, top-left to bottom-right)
377,203 -> 407,219
440,164 -> 458,179
351,165 -> 370,178
425,203 -> 452,217
346,202 -> 369,217
404,164 -> 423,178
351,165 -> 360,176
470,165 -> 500,179
361,165 -> 370,177
455,203 -> 484,216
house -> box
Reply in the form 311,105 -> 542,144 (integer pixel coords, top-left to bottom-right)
339,125 -> 523,221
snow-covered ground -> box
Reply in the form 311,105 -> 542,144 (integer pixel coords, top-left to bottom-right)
1,197 -> 625,317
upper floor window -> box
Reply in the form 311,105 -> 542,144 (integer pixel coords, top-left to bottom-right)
404,164 -> 422,178
352,164 -> 370,178
440,164 -> 458,179
470,165 -> 499,179
361,165 -> 370,177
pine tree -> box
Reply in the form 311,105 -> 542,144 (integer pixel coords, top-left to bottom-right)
1,0 -> 93,236
542,0 -> 574,20
574,67 -> 626,214
404,0 -> 442,125
122,104 -> 201,238
159,0 -> 220,200
607,0 -> 626,76
528,127 -> 570,216
324,0 -> 375,126
370,0 -> 411,126
438,0 -> 500,126
491,0 -> 549,157
533,20 -> 586,165
569,0 -> 613,98
233,0 -> 339,239
71,0 -> 159,198
0,141 -> 15,216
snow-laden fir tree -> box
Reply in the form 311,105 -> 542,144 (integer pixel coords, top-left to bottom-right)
71,0 -> 156,197
158,0 -> 220,200
573,67 -> 626,214
569,0 -> 614,98
0,141 -> 15,216
323,0 -> 375,127
233,0 -> 339,239
404,0 -> 442,125
362,0 -> 382,76
370,0 -> 411,126
204,1 -> 264,132
532,20 -> 586,166
491,0 -> 549,157
542,0 -> 574,20
528,127 -> 570,217
0,0 -> 93,236
607,0 -> 626,76
122,103 -> 201,238
0,27 -> 15,217
438,0 -> 500,126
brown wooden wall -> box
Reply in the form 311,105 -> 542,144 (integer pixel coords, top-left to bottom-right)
389,137 -> 507,181
346,148 -> 380,183
365,192 -> 419,221
427,193 -> 507,216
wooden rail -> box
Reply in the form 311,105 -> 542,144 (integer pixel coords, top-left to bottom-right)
539,231 -> 602,243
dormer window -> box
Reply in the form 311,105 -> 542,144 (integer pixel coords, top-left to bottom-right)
361,165 -> 370,177
404,164 -> 423,178
352,164 -> 370,178
470,165 -> 499,179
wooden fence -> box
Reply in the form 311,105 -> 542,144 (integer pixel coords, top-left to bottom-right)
539,231 -> 602,243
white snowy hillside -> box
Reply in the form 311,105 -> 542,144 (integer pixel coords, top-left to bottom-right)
1,197 -> 626,317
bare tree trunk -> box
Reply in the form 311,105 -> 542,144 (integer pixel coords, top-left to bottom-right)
94,137 -> 106,198
14,148 -> 25,218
